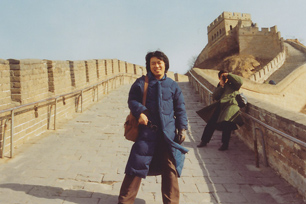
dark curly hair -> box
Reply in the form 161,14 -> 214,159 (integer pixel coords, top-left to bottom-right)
145,50 -> 169,73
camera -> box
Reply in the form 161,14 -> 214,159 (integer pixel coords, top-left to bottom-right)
222,75 -> 227,82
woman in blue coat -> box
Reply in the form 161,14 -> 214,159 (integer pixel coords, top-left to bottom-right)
118,51 -> 189,204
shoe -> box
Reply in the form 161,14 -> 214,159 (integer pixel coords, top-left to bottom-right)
197,141 -> 207,148
218,144 -> 228,151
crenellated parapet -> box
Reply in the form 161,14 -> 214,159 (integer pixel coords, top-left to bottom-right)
239,25 -> 280,38
0,58 -> 145,108
207,11 -> 251,33
238,25 -> 282,60
207,12 -> 252,45
249,43 -> 286,82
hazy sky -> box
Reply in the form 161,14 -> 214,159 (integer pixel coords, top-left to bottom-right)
0,0 -> 305,74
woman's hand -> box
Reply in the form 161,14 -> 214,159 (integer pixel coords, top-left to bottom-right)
138,113 -> 148,125
219,73 -> 229,87
175,129 -> 186,144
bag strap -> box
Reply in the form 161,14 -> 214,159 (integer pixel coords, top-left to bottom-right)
142,75 -> 149,105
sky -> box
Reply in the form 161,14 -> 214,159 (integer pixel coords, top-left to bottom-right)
0,0 -> 305,74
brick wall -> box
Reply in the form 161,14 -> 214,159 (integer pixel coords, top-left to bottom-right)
286,40 -> 306,53
52,60 -> 73,95
249,41 -> 286,82
237,99 -> 306,198
86,60 -> 99,84
135,64 -> 145,75
96,59 -> 107,80
8,59 -> 50,104
238,26 -> 282,59
0,58 -> 145,158
199,34 -> 239,64
73,60 -> 87,89
0,59 -> 11,110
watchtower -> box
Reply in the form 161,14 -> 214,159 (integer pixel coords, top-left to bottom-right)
207,12 -> 252,44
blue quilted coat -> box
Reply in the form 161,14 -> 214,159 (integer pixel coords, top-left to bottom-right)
124,72 -> 189,178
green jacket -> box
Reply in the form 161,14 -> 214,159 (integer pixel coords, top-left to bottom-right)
197,73 -> 244,126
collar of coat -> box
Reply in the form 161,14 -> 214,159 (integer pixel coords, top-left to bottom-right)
147,71 -> 167,81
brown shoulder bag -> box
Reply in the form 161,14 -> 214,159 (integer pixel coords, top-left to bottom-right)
124,76 -> 149,142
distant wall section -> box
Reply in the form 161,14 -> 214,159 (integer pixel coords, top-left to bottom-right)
0,58 -> 145,158
239,25 -> 282,59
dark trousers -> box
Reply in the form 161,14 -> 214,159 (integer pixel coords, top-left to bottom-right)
201,108 -> 234,147
118,141 -> 179,204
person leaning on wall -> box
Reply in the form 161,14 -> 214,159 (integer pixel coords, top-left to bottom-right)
196,70 -> 244,151
118,50 -> 189,204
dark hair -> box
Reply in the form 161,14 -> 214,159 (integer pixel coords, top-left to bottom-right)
145,50 -> 169,73
218,70 -> 228,78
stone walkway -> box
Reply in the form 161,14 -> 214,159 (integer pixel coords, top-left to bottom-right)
0,82 -> 304,204
267,42 -> 306,83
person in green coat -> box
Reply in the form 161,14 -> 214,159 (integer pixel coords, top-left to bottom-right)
196,70 -> 244,151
